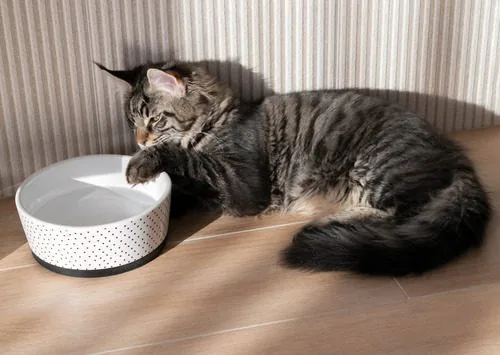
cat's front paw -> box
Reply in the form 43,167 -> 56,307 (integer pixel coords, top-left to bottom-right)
126,150 -> 162,185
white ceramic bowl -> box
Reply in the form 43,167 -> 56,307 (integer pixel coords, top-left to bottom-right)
15,155 -> 171,277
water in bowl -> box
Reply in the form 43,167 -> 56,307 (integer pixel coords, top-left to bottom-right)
31,185 -> 156,227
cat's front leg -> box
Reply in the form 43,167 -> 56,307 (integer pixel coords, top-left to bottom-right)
126,143 -> 215,186
126,143 -> 268,216
126,148 -> 163,184
126,144 -> 213,185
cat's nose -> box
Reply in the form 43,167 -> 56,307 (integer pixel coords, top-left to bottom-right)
135,128 -> 149,146
136,128 -> 158,147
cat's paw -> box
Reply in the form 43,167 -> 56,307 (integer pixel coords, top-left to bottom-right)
126,150 -> 162,185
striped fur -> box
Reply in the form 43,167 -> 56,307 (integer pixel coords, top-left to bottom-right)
98,61 -> 491,276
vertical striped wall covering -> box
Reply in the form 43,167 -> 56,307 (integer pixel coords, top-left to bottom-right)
0,0 -> 499,198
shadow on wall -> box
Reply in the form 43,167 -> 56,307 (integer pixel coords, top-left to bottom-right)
191,59 -> 276,102
108,56 -> 497,134
354,88 -> 499,133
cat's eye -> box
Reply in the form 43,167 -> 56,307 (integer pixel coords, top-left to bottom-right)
150,116 -> 161,123
155,120 -> 169,130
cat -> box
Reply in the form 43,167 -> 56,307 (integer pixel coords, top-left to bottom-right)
96,60 -> 491,276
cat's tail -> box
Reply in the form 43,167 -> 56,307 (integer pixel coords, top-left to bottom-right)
282,172 -> 491,276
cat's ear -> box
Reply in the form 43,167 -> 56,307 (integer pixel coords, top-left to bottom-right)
147,68 -> 186,97
95,62 -> 140,88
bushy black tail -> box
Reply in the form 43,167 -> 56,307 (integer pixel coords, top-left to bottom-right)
282,175 -> 491,276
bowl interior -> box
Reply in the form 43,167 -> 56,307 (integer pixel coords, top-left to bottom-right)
17,155 -> 170,227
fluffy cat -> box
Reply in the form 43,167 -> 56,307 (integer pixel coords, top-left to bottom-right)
97,60 -> 491,276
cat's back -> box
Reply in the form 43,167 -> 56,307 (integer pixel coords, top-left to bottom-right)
259,89 -> 457,174
261,89 -> 406,124
260,89 -> 418,147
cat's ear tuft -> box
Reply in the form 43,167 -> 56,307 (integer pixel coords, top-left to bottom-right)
147,68 -> 186,97
94,62 -> 140,88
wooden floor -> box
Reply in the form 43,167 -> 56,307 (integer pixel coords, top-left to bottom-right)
2,127 -> 500,354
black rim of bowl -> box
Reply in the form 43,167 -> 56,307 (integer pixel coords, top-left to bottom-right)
31,237 -> 167,278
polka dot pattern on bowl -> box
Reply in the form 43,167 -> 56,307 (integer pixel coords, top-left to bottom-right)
18,198 -> 170,270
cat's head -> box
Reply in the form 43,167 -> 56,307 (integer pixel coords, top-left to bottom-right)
97,61 -> 236,149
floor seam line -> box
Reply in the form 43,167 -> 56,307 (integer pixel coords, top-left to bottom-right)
393,278 -> 410,299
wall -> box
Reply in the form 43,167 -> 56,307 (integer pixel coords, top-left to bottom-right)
1,0 -> 499,198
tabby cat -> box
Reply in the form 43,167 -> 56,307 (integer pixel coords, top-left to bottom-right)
97,60 -> 490,276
